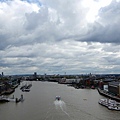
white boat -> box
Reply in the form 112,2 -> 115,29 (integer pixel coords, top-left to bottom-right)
98,98 -> 120,111
22,88 -> 30,92
55,96 -> 61,101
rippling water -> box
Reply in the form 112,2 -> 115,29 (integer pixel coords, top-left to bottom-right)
0,81 -> 120,120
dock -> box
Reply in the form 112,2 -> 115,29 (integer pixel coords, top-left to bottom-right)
0,95 -> 24,103
0,95 -> 15,102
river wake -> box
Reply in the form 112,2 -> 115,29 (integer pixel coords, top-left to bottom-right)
54,100 -> 74,120
54,100 -> 66,110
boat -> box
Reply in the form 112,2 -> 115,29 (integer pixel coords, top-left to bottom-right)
27,83 -> 32,89
22,88 -> 30,92
108,105 -> 120,111
98,98 -> 120,111
55,96 -> 61,101
20,84 -> 27,90
21,83 -> 32,92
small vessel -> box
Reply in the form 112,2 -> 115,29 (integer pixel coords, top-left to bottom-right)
56,96 -> 61,101
20,84 -> 27,90
98,98 -> 120,111
22,88 -> 30,92
21,83 -> 32,92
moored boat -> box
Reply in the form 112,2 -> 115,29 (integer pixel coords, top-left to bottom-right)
20,83 -> 32,92
20,84 -> 27,90
22,88 -> 30,92
98,98 -> 120,111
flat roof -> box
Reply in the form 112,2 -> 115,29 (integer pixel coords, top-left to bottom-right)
109,81 -> 120,87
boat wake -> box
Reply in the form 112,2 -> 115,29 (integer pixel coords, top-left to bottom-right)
54,100 -> 74,120
54,100 -> 66,110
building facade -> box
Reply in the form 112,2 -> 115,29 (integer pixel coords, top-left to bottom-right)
108,81 -> 120,97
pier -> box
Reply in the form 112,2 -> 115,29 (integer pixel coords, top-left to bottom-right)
0,94 -> 24,103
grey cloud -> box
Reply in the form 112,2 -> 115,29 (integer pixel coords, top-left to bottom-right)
79,23 -> 120,44
25,7 -> 49,30
0,0 -> 120,75
79,0 -> 120,44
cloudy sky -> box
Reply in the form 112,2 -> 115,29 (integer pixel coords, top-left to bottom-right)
0,0 -> 120,75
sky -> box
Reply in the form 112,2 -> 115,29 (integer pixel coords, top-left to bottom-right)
0,0 -> 120,75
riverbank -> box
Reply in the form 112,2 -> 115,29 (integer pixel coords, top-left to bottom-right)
97,88 -> 120,102
0,88 -> 15,96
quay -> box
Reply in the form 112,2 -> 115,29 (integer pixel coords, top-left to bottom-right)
0,95 -> 24,103
0,95 -> 15,102
97,88 -> 120,102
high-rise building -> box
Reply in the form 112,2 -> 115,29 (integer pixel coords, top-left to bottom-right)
2,72 -> 4,76
34,72 -> 37,76
33,72 -> 37,80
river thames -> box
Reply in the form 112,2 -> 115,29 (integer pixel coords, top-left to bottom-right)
0,81 -> 119,120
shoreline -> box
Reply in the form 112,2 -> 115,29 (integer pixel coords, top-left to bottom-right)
97,88 -> 120,102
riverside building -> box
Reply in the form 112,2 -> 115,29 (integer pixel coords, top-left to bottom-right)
108,81 -> 120,97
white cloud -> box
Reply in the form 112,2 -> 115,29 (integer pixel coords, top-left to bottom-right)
0,0 -> 120,75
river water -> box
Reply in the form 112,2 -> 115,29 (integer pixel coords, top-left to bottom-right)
0,81 -> 119,120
